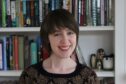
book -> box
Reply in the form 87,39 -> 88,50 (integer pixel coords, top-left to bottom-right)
13,35 -> 19,70
26,0 -> 31,27
34,0 -> 40,26
6,0 -> 12,27
24,36 -> 30,68
19,0 -> 24,27
18,35 -> 24,70
0,0 -> 2,27
9,36 -> 13,70
10,0 -> 16,27
30,40 -> 37,65
39,0 -> 44,24
0,37 -> 7,70
0,40 -> 4,70
91,0 -> 97,26
30,0 -> 35,26
36,36 -> 42,62
1,0 -> 6,27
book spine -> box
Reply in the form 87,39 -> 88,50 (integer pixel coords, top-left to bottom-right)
15,0 -> 20,27
26,0 -> 31,27
100,0 -> 105,26
14,36 -> 19,70
24,36 -> 30,68
18,36 -> 24,70
74,0 -> 79,22
80,0 -> 87,26
2,0 -> 6,27
78,0 -> 81,25
0,0 -> 2,27
3,37 -> 7,70
39,0 -> 43,24
92,0 -> 97,26
86,0 -> 92,26
44,0 -> 49,16
10,0 -> 16,27
19,0 -> 24,27
31,0 -> 35,26
108,0 -> 113,25
34,0 -> 40,27
22,0 -> 27,27
6,0 -> 12,27
96,0 -> 101,26
9,36 -> 13,70
36,36 -> 42,62
6,37 -> 10,70
30,40 -> 37,65
0,40 -> 4,70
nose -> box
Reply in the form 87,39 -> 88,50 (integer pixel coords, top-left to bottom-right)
60,34 -> 69,44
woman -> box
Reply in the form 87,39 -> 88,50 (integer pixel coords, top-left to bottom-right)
19,9 -> 98,84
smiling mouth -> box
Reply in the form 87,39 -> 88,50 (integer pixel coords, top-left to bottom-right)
59,46 -> 70,51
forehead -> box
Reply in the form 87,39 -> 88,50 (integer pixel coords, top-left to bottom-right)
54,28 -> 72,31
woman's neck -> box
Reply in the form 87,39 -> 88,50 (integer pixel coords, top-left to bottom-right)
43,55 -> 77,74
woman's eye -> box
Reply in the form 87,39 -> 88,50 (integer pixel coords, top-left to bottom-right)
54,33 -> 60,36
67,31 -> 74,35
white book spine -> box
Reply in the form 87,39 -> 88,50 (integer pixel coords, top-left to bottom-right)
101,0 -> 105,26
6,0 -> 11,15
11,1 -> 16,24
39,0 -> 43,23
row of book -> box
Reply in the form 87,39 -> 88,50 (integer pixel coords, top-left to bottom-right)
0,0 -> 114,28
0,35 -> 43,70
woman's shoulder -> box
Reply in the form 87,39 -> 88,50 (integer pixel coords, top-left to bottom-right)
21,61 -> 42,76
78,63 -> 97,78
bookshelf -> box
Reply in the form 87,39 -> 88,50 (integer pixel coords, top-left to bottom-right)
0,0 -> 126,83
0,26 -> 115,77
0,26 -> 114,33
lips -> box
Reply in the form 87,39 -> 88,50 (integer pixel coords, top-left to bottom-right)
59,46 -> 70,51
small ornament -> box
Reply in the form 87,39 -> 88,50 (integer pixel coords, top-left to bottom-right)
90,54 -> 96,68
96,59 -> 102,70
97,48 -> 105,60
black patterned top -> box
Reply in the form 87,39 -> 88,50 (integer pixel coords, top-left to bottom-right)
18,61 -> 98,84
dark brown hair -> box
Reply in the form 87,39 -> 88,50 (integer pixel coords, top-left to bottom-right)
40,9 -> 79,55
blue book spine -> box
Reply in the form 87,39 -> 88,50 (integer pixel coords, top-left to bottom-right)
30,41 -> 37,65
2,37 -> 7,70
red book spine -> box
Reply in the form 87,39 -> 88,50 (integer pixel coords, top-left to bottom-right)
14,36 -> 19,70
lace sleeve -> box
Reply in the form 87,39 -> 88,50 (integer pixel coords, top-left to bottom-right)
18,71 -> 33,84
86,70 -> 100,84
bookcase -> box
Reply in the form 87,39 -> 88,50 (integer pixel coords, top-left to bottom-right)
0,0 -> 125,83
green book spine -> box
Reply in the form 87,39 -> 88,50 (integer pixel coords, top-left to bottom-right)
18,36 -> 24,70
2,0 -> 6,27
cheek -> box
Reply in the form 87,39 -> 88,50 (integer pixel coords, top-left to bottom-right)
49,37 -> 59,47
71,36 -> 77,44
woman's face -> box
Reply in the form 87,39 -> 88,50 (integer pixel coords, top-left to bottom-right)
48,28 -> 77,59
